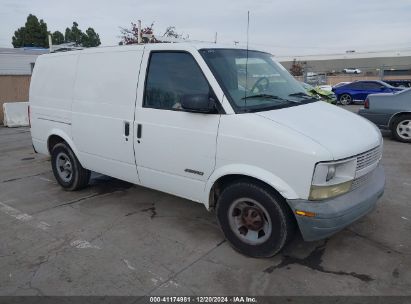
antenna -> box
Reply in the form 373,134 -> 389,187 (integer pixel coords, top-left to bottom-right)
137,20 -> 142,44
246,11 -> 250,52
244,11 -> 250,109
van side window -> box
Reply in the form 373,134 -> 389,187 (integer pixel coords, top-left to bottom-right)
144,52 -> 210,110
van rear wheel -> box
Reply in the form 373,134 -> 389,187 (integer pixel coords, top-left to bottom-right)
216,181 -> 295,257
51,142 -> 90,190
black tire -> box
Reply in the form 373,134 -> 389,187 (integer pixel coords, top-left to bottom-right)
391,114 -> 411,143
339,93 -> 352,105
51,142 -> 90,190
216,180 -> 295,258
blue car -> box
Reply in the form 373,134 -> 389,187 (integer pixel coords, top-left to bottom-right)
332,80 -> 403,105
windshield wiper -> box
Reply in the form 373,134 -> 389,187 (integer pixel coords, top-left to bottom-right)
289,92 -> 316,98
242,94 -> 289,101
239,103 -> 297,113
288,92 -> 319,103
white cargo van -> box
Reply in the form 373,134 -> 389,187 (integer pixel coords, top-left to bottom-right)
29,43 -> 385,257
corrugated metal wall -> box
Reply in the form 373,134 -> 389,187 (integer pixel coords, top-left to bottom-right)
0,53 -> 38,76
0,75 -> 31,124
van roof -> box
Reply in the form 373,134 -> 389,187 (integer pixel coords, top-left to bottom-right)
42,42 -> 267,57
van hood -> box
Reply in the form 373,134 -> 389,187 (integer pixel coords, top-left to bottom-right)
255,101 -> 381,160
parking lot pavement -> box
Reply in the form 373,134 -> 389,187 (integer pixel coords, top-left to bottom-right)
0,117 -> 410,296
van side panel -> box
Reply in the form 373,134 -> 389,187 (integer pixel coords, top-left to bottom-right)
71,50 -> 143,183
30,54 -> 78,154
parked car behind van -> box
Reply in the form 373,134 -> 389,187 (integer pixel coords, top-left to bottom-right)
333,80 -> 403,105
359,88 -> 411,143
300,82 -> 337,103
333,81 -> 351,88
29,43 -> 385,257
343,68 -> 361,74
318,85 -> 333,92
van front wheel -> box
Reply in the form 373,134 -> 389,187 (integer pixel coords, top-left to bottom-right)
216,181 -> 295,257
51,142 -> 90,191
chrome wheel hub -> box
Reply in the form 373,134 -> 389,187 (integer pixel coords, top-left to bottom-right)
56,152 -> 73,183
340,95 -> 351,105
397,120 -> 411,140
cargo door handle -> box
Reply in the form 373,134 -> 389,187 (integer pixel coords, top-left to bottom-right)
124,121 -> 130,136
137,124 -> 142,139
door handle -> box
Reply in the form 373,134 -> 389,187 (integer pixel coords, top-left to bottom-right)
124,121 -> 130,136
137,124 -> 142,139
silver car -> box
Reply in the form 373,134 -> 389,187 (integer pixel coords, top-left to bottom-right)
358,88 -> 411,143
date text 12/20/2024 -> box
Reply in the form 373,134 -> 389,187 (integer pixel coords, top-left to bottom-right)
150,296 -> 257,303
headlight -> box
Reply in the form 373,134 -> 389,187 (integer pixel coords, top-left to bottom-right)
309,158 -> 357,200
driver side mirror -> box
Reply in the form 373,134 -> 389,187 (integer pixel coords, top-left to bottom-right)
181,94 -> 217,113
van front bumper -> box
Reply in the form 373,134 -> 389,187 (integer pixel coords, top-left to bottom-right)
287,165 -> 385,241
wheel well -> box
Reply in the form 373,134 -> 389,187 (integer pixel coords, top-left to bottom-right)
47,135 -> 66,154
389,112 -> 411,129
208,174 -> 287,211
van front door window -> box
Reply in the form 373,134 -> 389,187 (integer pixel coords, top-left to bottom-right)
144,52 -> 210,111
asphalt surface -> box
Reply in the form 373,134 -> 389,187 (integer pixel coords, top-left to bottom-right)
0,105 -> 410,296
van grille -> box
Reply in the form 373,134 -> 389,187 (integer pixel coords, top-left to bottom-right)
352,170 -> 374,190
350,144 -> 382,191
356,145 -> 382,171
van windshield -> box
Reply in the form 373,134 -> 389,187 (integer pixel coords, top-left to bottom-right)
200,48 -> 317,113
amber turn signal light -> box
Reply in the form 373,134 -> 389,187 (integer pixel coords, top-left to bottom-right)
295,210 -> 316,217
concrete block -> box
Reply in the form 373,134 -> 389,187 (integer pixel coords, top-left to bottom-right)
3,102 -> 29,127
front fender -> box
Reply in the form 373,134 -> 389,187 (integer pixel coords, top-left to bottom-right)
204,164 -> 299,209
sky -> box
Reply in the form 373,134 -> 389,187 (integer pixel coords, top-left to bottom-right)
1,0 -> 411,56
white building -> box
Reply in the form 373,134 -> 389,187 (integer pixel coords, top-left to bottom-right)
278,49 -> 411,75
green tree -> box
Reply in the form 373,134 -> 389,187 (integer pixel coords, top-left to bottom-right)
11,16 -> 101,48
51,31 -> 65,45
65,22 -> 83,45
12,14 -> 49,48
65,22 -> 101,47
82,28 -> 101,47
